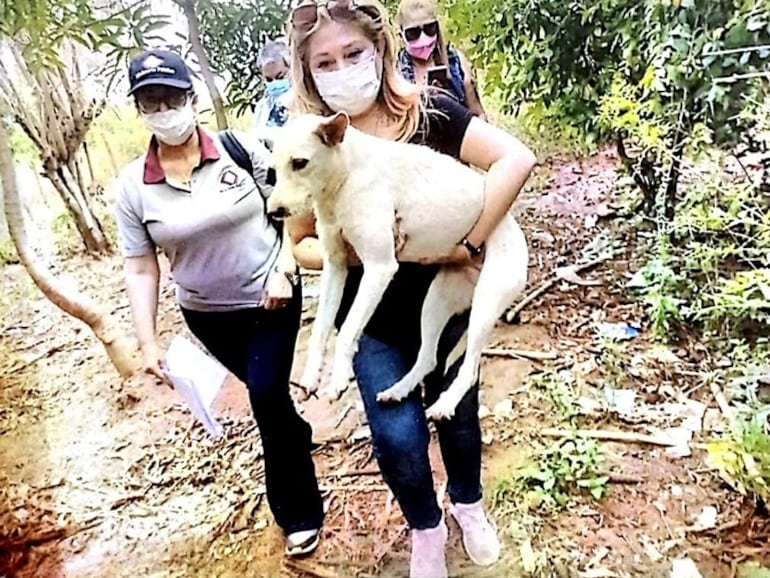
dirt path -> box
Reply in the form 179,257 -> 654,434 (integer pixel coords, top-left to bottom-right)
1,149 -> 768,578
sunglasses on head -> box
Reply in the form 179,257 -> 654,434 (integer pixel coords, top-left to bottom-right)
291,0 -> 381,35
403,20 -> 438,42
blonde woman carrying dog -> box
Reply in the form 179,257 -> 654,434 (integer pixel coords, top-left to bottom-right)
286,1 -> 535,576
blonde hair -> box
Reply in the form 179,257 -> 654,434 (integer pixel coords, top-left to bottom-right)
288,0 -> 424,142
396,0 -> 448,66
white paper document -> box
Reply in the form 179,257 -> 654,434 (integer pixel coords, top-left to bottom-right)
163,335 -> 228,438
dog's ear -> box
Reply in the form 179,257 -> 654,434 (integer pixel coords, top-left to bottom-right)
314,112 -> 349,147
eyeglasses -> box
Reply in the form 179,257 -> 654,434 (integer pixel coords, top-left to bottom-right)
403,21 -> 438,42
291,0 -> 381,36
135,89 -> 191,114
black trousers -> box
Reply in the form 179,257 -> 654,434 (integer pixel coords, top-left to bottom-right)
181,285 -> 323,534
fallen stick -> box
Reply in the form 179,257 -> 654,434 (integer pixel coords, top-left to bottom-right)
283,558 -> 340,578
686,519 -> 741,535
373,523 -> 408,567
1,345 -> 64,377
541,428 -> 677,447
482,347 -> 558,361
504,254 -> 611,323
709,382 -> 734,421
3,517 -> 102,548
333,402 -> 354,429
607,473 -> 644,484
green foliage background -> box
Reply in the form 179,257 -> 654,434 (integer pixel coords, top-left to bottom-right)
197,0 -> 292,115
442,0 -> 770,147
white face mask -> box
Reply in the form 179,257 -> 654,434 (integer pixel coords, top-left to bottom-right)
312,53 -> 381,117
142,102 -> 196,146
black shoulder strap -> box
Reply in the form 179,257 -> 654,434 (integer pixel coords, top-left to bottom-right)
219,130 -> 253,174
219,130 -> 277,188
218,130 -> 282,232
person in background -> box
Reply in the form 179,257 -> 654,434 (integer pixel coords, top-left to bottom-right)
286,1 -> 535,576
395,0 -> 486,119
252,38 -> 292,133
113,49 -> 324,557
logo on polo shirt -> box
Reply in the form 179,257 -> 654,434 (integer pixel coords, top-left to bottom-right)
219,168 -> 242,190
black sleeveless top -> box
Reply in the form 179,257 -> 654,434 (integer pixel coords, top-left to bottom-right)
335,94 -> 474,356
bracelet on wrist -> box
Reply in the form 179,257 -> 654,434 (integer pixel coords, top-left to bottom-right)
459,237 -> 484,257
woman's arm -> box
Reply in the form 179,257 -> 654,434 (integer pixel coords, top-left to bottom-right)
287,213 -> 364,269
449,117 -> 536,263
457,50 -> 487,120
288,213 -> 324,270
124,253 -> 165,379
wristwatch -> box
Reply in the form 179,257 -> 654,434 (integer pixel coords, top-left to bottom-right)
460,237 -> 484,257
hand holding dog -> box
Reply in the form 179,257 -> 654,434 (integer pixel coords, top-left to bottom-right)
264,270 -> 293,310
409,243 -> 482,267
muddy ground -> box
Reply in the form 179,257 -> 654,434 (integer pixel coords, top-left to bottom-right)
1,149 -> 769,578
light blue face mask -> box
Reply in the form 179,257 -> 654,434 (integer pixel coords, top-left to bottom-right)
266,78 -> 290,99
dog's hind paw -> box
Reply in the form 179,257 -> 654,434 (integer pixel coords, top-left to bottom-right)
425,395 -> 459,421
377,374 -> 422,404
376,387 -> 406,404
299,371 -> 320,391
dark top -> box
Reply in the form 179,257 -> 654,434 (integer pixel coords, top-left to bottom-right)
335,93 -> 474,356
397,45 -> 468,107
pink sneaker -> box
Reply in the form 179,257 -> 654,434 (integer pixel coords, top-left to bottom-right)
409,518 -> 448,578
449,500 -> 501,566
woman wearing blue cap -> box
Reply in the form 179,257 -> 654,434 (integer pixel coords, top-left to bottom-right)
113,49 -> 324,556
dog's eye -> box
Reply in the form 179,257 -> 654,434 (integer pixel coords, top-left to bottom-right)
291,158 -> 309,171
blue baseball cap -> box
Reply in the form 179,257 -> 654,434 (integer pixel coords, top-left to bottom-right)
128,49 -> 193,95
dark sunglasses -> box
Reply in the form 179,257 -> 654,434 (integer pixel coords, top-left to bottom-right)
135,88 -> 191,114
291,0 -> 381,36
403,21 -> 438,42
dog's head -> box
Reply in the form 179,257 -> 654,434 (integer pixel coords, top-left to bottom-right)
267,112 -> 350,220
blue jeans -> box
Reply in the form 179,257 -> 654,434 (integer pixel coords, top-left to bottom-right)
353,313 -> 482,530
181,284 -> 324,534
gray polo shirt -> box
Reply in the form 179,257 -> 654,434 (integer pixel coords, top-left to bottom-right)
114,127 -> 279,312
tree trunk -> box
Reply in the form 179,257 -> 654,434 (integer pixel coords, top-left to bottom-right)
82,141 -> 95,186
101,133 -> 120,176
0,43 -> 112,256
0,121 -> 138,379
178,0 -> 228,130
45,164 -> 110,255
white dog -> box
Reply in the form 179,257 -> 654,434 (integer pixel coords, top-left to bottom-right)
267,113 -> 528,420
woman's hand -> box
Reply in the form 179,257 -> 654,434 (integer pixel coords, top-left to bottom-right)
124,254 -> 169,386
418,244 -> 469,266
140,341 -> 169,384
416,244 -> 483,267
264,270 -> 294,309
412,244 -> 484,284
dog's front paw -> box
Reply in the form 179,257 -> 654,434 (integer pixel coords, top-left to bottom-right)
425,394 -> 459,421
